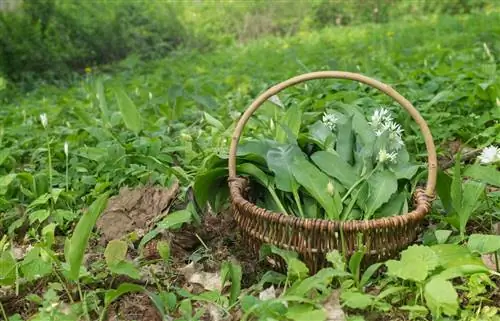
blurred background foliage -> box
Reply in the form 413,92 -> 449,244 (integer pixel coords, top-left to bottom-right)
0,0 -> 494,88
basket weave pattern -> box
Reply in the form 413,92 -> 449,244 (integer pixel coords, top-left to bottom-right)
228,71 -> 438,273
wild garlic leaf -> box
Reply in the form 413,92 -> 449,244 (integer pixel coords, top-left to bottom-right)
336,114 -> 354,164
424,278 -> 459,317
373,191 -> 407,218
276,103 -> 302,144
108,261 -> 141,280
458,181 -> 486,237
365,170 -> 398,219
385,245 -> 439,282
0,250 -> 16,286
291,157 -> 341,219
311,151 -> 357,188
307,121 -> 335,149
114,88 -> 143,135
266,144 -> 304,192
104,240 -> 128,267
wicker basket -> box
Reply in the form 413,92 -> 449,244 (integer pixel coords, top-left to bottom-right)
227,71 -> 438,273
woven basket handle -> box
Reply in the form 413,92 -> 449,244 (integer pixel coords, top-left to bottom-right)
228,71 -> 437,197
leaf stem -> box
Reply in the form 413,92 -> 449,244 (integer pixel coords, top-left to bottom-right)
0,301 -> 7,321
78,282 -> 91,321
292,189 -> 305,218
269,188 -> 288,215
341,166 -> 378,204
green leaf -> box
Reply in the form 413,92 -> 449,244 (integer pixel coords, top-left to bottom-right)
108,261 -> 141,279
341,291 -> 374,309
365,170 -> 398,219
104,240 -> 128,266
373,192 -> 407,218
450,153 -> 462,215
287,268 -> 348,296
432,264 -> 490,281
276,103 -> 302,143
467,234 -> 500,254
336,114 -> 354,164
266,144 -> 304,192
436,170 -> 453,212
326,250 -> 346,272
221,261 -> 242,305
385,245 -> 439,282
157,209 -> 192,230
0,173 -> 16,195
311,151 -> 357,188
261,245 -> 309,280
203,112 -> 224,130
459,180 -> 485,237
424,278 -> 459,317
430,244 -> 484,268
306,121 -> 334,149
157,241 -> 171,262
237,163 -> 270,187
66,193 -> 109,281
115,88 -> 143,135
42,223 -> 56,248
105,283 -> 145,306
286,306 -> 326,321
96,78 -> 109,124
20,247 -> 52,281
434,230 -> 452,244
29,209 -> 50,224
349,250 -> 364,283
464,164 -> 500,187
0,251 -> 16,286
193,168 -> 227,210
359,263 -> 382,288
291,157 -> 341,219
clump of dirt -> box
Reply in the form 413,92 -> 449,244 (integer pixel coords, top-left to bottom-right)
106,293 -> 162,321
96,182 -> 180,245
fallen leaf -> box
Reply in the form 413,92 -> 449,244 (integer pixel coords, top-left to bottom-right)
323,290 -> 346,321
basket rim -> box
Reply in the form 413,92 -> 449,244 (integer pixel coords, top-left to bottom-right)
229,176 -> 433,232
228,70 -> 438,198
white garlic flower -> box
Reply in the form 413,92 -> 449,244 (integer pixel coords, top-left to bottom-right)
148,92 -> 153,100
368,108 -> 393,131
477,145 -> 500,164
322,112 -> 338,131
377,148 -> 397,164
327,181 -> 334,196
39,113 -> 48,129
64,142 -> 69,157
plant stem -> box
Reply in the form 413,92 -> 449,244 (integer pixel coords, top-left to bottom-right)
268,188 -> 288,215
77,282 -> 90,321
47,137 -> 52,192
341,166 -> 378,204
292,189 -> 304,218
65,154 -> 69,192
54,267 -> 75,304
0,301 -> 7,321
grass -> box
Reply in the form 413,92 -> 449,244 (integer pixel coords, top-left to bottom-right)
0,10 -> 500,321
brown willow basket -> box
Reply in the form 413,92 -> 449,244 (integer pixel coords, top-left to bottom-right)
228,71 -> 438,273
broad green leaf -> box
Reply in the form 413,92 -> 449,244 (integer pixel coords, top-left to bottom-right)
0,149 -> 10,166
29,209 -> 50,224
276,103 -> 302,143
436,170 -> 453,212
326,250 -> 346,272
104,240 -> 128,266
108,261 -> 141,279
20,247 -> 52,281
459,180 -> 485,237
115,88 -> 143,135
341,291 -> 374,309
306,121 -> 335,149
157,209 -> 192,230
266,144 -> 304,192
287,268 -> 348,296
286,306 -> 326,321
338,104 -> 375,147
431,244 -> 484,268
221,261 -> 242,305
467,234 -> 500,254
464,164 -> 500,187
237,163 -> 270,187
42,223 -> 56,248
373,192 -> 407,218
67,193 -> 109,281
365,170 -> 398,219
311,151 -> 357,188
399,305 -> 428,320
193,168 -> 227,210
349,250 -> 364,283
392,164 -> 420,180
424,278 -> 459,317
432,264 -> 490,281
434,230 -> 452,244
0,173 -> 16,195
261,245 -> 309,280
336,114 -> 354,164
0,251 -> 16,286
385,245 -> 439,282
157,241 -> 171,262
96,78 -> 109,124
450,153 -> 462,215
359,263 -> 382,288
203,112 -> 224,130
291,157 -> 341,219
104,283 -> 145,306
